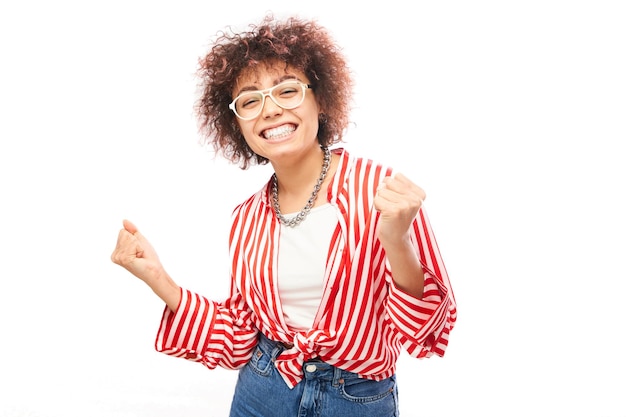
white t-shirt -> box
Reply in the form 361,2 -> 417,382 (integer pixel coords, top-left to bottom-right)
277,203 -> 337,330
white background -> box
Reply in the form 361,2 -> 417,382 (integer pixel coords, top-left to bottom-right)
1,1 -> 625,416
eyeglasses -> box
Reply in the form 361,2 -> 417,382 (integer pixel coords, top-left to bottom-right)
229,80 -> 312,120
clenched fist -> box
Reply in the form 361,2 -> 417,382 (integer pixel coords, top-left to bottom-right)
111,220 -> 180,311
111,219 -> 163,282
374,172 -> 426,246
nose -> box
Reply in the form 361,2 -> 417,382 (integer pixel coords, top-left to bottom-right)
261,94 -> 283,119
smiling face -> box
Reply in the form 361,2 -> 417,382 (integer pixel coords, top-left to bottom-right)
232,61 -> 322,165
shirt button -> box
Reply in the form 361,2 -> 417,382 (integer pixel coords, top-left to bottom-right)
305,364 -> 317,373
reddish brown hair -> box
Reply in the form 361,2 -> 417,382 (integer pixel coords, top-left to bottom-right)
195,14 -> 353,168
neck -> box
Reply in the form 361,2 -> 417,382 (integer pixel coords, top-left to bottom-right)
271,146 -> 332,219
272,146 -> 327,198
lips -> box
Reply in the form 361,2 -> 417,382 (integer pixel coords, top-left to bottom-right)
262,124 -> 296,140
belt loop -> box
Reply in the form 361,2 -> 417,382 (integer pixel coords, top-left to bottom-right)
332,366 -> 344,387
259,332 -> 291,359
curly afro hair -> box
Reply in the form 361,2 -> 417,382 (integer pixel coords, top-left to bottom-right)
194,14 -> 354,169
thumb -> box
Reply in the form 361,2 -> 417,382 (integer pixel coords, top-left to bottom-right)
123,219 -> 139,234
122,219 -> 152,259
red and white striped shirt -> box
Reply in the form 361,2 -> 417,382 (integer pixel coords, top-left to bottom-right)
155,148 -> 457,389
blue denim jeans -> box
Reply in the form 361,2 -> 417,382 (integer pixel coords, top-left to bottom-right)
229,333 -> 399,417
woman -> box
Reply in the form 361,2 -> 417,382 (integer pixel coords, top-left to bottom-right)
111,14 -> 456,417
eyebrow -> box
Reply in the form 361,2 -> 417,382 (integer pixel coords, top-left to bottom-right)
234,75 -> 300,96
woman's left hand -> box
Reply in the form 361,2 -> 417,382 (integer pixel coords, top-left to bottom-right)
374,173 -> 426,248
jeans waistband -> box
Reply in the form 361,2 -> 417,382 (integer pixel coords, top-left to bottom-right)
257,332 -> 362,385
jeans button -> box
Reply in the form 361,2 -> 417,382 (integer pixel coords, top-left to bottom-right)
305,364 -> 317,373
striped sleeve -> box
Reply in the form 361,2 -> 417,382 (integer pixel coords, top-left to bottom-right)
386,207 -> 457,358
154,286 -> 258,370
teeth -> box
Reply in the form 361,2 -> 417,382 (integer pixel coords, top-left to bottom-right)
263,124 -> 295,139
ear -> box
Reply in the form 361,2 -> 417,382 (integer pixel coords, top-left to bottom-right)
315,96 -> 325,115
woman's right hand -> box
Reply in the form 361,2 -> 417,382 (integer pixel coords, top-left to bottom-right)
111,219 -> 181,311
111,219 -> 163,282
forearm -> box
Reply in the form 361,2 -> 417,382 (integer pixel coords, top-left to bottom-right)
384,236 -> 424,299
146,269 -> 181,312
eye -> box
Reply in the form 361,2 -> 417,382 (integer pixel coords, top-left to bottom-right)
276,83 -> 299,98
240,94 -> 262,109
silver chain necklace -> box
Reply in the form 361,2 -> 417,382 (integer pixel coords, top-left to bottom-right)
272,146 -> 331,227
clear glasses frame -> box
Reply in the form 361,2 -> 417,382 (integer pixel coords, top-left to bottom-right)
228,80 -> 312,120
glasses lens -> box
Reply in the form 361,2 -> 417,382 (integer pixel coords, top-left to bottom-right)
234,92 -> 264,119
269,81 -> 305,109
